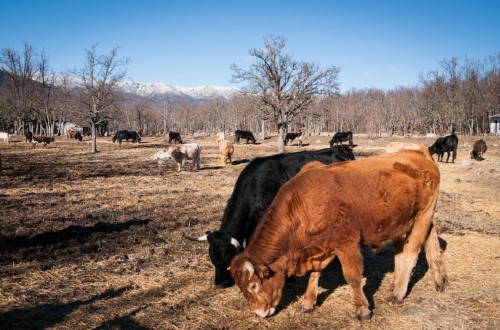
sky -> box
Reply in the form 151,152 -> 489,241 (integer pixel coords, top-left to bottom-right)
1,0 -> 499,92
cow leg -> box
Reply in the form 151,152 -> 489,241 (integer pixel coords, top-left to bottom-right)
302,271 -> 321,312
336,245 -> 371,321
445,152 -> 451,163
424,225 -> 448,292
390,207 -> 437,303
391,238 -> 405,293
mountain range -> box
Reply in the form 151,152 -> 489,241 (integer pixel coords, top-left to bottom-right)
118,81 -> 240,104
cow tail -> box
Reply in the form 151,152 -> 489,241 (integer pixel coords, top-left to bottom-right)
424,224 -> 448,292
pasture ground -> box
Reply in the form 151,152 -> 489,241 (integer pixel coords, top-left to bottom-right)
0,133 -> 499,329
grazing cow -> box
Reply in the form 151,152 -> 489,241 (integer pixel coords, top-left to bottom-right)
153,143 -> 201,172
234,130 -> 256,144
329,131 -> 353,147
168,131 -> 183,144
25,131 -> 33,143
74,131 -> 83,141
219,140 -> 234,165
284,132 -> 303,146
428,133 -> 458,163
230,149 -> 447,320
112,130 -> 141,145
214,132 -> 225,146
184,146 -> 355,288
470,139 -> 487,160
0,132 -> 10,143
31,135 -> 55,148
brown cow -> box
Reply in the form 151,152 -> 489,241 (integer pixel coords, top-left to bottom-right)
32,135 -> 55,148
470,139 -> 487,160
230,149 -> 447,320
219,140 -> 234,165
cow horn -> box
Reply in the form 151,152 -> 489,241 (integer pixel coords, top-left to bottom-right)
230,237 -> 241,249
243,261 -> 254,280
182,232 -> 208,242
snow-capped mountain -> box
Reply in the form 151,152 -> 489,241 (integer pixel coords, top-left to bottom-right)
119,81 -> 240,104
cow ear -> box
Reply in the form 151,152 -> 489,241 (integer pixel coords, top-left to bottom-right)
243,261 -> 254,280
254,263 -> 273,280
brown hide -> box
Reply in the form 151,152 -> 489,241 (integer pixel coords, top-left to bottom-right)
230,149 -> 447,320
219,140 -> 234,164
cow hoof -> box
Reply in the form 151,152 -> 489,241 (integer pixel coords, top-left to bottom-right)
301,305 -> 314,313
387,295 -> 403,305
356,310 -> 372,321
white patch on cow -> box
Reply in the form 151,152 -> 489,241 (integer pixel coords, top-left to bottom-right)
196,234 -> 208,241
230,237 -> 241,248
243,261 -> 254,280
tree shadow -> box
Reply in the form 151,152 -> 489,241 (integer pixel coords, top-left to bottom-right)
231,159 -> 250,165
278,238 -> 448,315
0,286 -> 131,330
95,307 -> 149,330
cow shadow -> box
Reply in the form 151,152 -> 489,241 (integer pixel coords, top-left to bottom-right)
0,286 -> 130,330
278,237 -> 448,315
0,219 -> 150,261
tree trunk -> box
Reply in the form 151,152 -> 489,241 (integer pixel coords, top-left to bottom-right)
261,119 -> 265,141
91,122 -> 98,153
277,126 -> 285,153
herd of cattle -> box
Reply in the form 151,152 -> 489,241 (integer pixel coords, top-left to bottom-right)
0,127 -> 494,320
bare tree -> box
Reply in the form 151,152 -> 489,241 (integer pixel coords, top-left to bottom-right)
75,45 -> 128,152
231,36 -> 340,153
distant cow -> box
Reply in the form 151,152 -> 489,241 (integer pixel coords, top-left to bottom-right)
428,133 -> 458,163
25,131 -> 33,143
230,149 -> 447,320
32,135 -> 55,148
184,146 -> 355,288
234,130 -> 256,144
168,131 -> 183,144
0,132 -> 10,143
214,132 -> 225,146
112,130 -> 141,145
66,130 -> 83,141
284,132 -> 303,146
219,140 -> 234,165
329,131 -> 353,147
73,131 -> 83,141
470,139 -> 487,160
153,143 -> 201,172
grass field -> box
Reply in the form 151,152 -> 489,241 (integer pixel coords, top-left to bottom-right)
1,133 -> 499,329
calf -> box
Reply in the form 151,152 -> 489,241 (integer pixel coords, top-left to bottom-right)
214,132 -> 225,146
230,149 -> 447,320
184,146 -> 355,288
153,143 -> 201,172
234,130 -> 256,144
428,133 -> 458,162
284,132 -> 303,146
219,140 -> 234,165
31,135 -> 55,148
329,131 -> 353,147
470,139 -> 487,160
168,131 -> 183,144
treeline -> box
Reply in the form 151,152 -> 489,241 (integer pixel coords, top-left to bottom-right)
1,44 -> 499,137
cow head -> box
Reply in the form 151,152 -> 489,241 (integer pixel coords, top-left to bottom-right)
229,254 -> 285,318
183,231 -> 242,288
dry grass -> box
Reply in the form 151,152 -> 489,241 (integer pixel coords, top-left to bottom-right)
1,133 -> 499,329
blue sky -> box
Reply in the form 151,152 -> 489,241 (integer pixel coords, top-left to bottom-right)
1,0 -> 499,92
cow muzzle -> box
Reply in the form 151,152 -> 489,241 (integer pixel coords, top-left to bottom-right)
253,307 -> 276,318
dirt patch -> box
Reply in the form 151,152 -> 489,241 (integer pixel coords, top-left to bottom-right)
1,134 -> 499,329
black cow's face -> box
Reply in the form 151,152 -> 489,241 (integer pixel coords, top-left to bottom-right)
207,231 -> 242,288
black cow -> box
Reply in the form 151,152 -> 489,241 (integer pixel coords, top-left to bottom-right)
470,139 -> 487,160
429,133 -> 458,163
74,131 -> 83,141
284,132 -> 303,146
184,146 -> 355,287
168,131 -> 183,144
329,131 -> 353,147
112,130 -> 141,145
24,130 -> 33,143
234,130 -> 256,144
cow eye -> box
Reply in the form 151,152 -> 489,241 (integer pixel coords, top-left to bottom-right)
248,282 -> 259,293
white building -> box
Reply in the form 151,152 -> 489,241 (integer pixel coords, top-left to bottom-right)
490,114 -> 500,135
